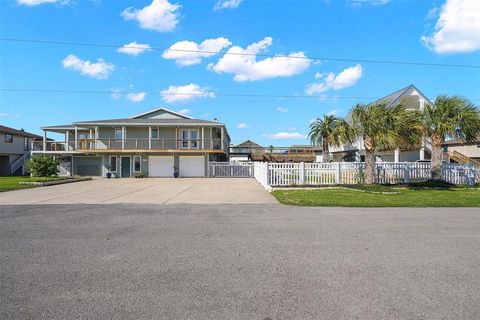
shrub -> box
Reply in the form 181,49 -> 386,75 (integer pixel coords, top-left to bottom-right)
26,156 -> 59,177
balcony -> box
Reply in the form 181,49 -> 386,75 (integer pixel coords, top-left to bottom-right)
32,138 -> 227,153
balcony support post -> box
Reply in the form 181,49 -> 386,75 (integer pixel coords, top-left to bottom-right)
201,127 -> 204,150
43,130 -> 47,154
65,130 -> 69,151
148,126 -> 152,150
74,126 -> 78,150
220,127 -> 224,151
122,126 -> 125,150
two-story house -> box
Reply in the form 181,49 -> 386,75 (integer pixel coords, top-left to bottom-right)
0,125 -> 43,176
32,108 -> 230,178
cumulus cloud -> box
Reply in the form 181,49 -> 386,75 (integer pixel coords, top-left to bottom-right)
160,84 -> 215,104
276,107 -> 288,112
117,41 -> 151,56
267,132 -> 307,140
126,92 -> 146,102
305,64 -> 363,95
237,122 -> 249,128
209,37 -> 311,81
17,0 -> 68,5
62,54 -> 115,79
121,0 -> 180,32
162,37 -> 232,66
214,0 -> 242,10
421,0 -> 480,53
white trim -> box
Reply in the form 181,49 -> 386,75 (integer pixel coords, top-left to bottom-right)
133,155 -> 141,173
129,107 -> 194,120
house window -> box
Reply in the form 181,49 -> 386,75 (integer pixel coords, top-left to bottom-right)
179,129 -> 199,149
109,156 -> 117,172
115,128 -> 123,140
5,133 -> 13,143
24,137 -> 29,151
151,128 -> 158,139
133,155 -> 141,172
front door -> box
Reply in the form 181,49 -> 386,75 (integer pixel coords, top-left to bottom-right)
121,156 -> 131,177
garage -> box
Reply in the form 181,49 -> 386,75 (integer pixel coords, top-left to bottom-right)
179,156 -> 205,177
149,156 -> 174,177
73,157 -> 101,176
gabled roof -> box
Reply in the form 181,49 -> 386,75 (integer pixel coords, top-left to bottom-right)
73,118 -> 223,126
0,125 -> 43,139
344,84 -> 432,123
235,140 -> 263,148
130,107 -> 193,120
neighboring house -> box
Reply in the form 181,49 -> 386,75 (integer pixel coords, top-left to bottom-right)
330,84 -> 432,162
0,125 -> 43,176
230,140 -> 322,163
442,136 -> 480,166
33,108 -> 230,178
230,140 -> 263,162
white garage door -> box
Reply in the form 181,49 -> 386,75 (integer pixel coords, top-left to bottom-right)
149,156 -> 174,177
179,156 -> 205,177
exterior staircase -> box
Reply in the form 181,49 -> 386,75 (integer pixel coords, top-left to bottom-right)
10,152 -> 30,175
446,150 -> 480,168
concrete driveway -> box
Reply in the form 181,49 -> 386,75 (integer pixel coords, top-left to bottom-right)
1,204 -> 479,319
0,178 -> 277,205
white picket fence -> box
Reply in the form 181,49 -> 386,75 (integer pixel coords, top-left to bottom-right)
210,161 -> 477,187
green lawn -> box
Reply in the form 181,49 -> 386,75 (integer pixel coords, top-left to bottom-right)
272,184 -> 480,207
0,176 -> 68,192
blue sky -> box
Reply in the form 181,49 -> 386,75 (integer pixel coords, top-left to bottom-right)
1,0 -> 479,145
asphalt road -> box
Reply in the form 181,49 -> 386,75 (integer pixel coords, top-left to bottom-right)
1,204 -> 479,320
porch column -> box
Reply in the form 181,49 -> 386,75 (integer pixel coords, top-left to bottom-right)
65,130 -> 69,151
394,148 -> 400,162
148,126 -> 152,149
220,127 -> 224,151
74,126 -> 78,149
43,130 -> 47,154
122,126 -> 125,149
201,127 -> 205,150
419,138 -> 425,160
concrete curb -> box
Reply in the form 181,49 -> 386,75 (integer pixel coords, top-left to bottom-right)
19,178 -> 92,187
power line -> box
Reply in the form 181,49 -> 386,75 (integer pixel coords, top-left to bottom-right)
1,37 -> 479,69
2,87 -> 479,102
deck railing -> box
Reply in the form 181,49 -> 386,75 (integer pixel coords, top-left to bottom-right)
32,138 -> 224,152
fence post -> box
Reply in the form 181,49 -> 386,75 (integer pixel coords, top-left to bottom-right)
299,162 -> 305,185
404,163 -> 410,184
335,162 -> 341,184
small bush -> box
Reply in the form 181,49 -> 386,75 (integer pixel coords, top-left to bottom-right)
26,156 -> 59,177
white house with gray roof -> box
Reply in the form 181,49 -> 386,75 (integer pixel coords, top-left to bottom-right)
329,84 -> 432,162
33,108 -> 230,178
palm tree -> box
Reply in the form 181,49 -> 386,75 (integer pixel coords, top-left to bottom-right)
350,101 -> 422,184
421,96 -> 480,180
308,115 -> 353,162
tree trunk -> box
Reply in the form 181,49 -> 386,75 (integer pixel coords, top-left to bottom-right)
365,147 -> 375,184
322,141 -> 329,163
431,143 -> 443,180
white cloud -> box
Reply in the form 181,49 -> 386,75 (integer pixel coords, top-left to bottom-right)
237,122 -> 249,129
327,109 -> 338,116
160,83 -> 215,104
162,37 -> 232,66
421,0 -> 480,53
305,64 -> 363,95
209,37 -> 311,81
110,88 -> 123,100
214,0 -> 242,10
126,92 -> 146,102
121,0 -> 180,33
17,0 -> 68,6
177,108 -> 191,115
276,107 -> 288,112
349,0 -> 390,7
267,132 -> 307,140
117,41 -> 151,56
62,54 -> 115,79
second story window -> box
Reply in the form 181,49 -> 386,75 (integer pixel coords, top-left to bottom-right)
5,133 -> 13,143
151,128 -> 158,139
115,128 -> 123,140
